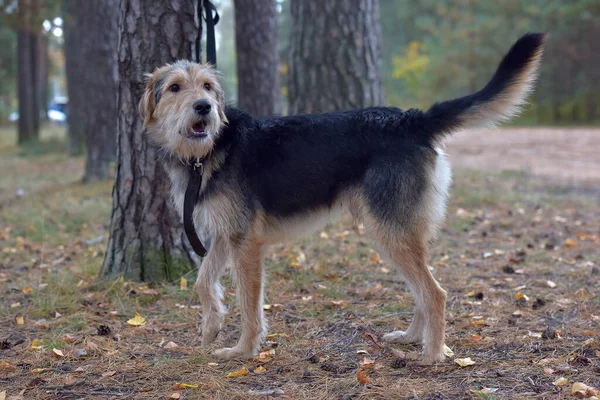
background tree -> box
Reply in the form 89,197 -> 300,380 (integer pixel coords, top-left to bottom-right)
78,0 -> 118,182
63,0 -> 85,156
234,0 -> 282,116
101,0 -> 198,281
16,0 -> 41,144
287,0 -> 385,114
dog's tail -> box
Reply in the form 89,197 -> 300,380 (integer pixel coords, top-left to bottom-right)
422,33 -> 546,142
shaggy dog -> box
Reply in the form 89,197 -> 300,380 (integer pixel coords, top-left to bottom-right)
139,33 -> 545,363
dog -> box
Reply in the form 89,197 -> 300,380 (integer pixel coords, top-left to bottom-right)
139,33 -> 545,363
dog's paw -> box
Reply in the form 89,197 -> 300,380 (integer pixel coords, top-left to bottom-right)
417,351 -> 445,365
382,330 -> 421,344
213,346 -> 255,360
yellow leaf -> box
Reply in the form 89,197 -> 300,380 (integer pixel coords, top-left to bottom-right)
564,238 -> 578,248
356,369 -> 370,385
255,349 -> 275,362
226,367 -> 249,378
443,344 -> 454,357
0,361 -> 16,373
32,368 -> 47,374
0,391 -> 5,400
515,292 -> 529,301
127,313 -> 147,326
180,277 -> 187,291
172,383 -> 199,389
52,348 -> 65,358
15,236 -> 25,249
31,339 -> 42,350
370,252 -> 381,264
22,285 -> 33,295
465,290 -> 476,297
10,302 -> 20,308
454,357 -> 476,367
254,365 -> 267,374
15,314 -> 24,325
553,377 -> 569,386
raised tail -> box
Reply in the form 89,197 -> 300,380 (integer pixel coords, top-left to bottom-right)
422,32 -> 546,142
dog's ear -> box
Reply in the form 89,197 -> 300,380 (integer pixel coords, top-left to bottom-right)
139,73 -> 156,128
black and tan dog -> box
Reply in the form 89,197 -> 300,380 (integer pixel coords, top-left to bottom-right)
140,33 -> 545,363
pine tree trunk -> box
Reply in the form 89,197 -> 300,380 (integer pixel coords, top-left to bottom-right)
234,0 -> 282,116
288,0 -> 384,114
100,0 -> 198,281
37,33 -> 49,122
80,0 -> 118,183
63,0 -> 85,156
17,0 -> 40,144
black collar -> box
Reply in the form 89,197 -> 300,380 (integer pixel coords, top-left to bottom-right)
183,157 -> 208,257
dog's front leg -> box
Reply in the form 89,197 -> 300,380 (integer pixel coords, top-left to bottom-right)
195,235 -> 228,346
213,239 -> 265,359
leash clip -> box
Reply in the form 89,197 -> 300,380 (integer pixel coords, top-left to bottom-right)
193,157 -> 203,174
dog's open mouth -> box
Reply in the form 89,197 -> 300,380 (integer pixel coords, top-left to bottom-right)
189,121 -> 208,139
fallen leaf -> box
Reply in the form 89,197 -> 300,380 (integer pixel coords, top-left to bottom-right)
207,362 -> 219,366
52,348 -> 65,358
164,341 -> 178,349
547,280 -> 557,288
0,391 -> 5,400
443,344 -> 454,357
172,383 -> 198,390
138,387 -> 153,392
32,368 -> 47,374
141,289 -> 160,296
15,236 -> 25,249
356,369 -> 370,385
127,313 -> 147,326
255,349 -> 275,362
356,350 -> 369,355
359,357 -> 375,370
15,314 -> 24,325
0,361 -> 16,373
180,277 -> 187,291
254,365 -> 267,374
554,377 -> 569,386
10,303 -> 20,308
226,367 -> 249,378
454,357 -> 476,367
31,339 -> 42,350
74,348 -> 88,357
101,371 -> 117,377
168,393 -> 181,399
22,285 -> 33,295
564,238 -> 578,248
370,252 -> 381,264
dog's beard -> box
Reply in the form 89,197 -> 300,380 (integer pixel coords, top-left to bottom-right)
156,110 -> 223,161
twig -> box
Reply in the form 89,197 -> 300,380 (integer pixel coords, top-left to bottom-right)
45,389 -> 127,396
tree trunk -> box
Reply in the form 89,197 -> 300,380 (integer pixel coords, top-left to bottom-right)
79,0 -> 118,183
63,0 -> 85,156
234,0 -> 282,116
16,0 -> 40,144
37,33 -> 49,122
288,0 -> 384,114
101,0 -> 198,281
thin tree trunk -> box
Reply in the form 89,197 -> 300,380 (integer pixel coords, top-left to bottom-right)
80,0 -> 118,183
234,0 -> 282,116
288,0 -> 384,114
101,0 -> 198,281
63,0 -> 85,156
17,0 -> 40,144
37,33 -> 49,122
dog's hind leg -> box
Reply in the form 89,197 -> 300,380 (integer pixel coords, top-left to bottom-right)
196,235 -> 229,346
373,224 -> 447,364
213,238 -> 266,359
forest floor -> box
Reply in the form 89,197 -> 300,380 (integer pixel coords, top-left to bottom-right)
0,125 -> 599,400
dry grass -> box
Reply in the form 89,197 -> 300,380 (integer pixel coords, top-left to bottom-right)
1,126 -> 599,399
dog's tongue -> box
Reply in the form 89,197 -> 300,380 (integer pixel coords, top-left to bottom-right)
192,121 -> 206,134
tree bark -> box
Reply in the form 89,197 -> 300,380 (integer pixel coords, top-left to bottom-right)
16,0 -> 40,144
100,0 -> 198,281
288,0 -> 384,114
79,0 -> 118,183
234,0 -> 282,116
37,33 -> 49,122
63,0 -> 85,156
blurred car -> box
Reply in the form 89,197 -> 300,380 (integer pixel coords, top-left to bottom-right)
7,97 -> 69,124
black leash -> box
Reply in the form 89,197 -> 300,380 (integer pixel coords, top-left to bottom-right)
183,0 -> 219,258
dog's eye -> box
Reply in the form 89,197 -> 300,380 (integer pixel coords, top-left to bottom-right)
204,83 -> 211,91
169,84 -> 180,93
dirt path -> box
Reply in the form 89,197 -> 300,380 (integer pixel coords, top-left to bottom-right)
446,127 -> 600,185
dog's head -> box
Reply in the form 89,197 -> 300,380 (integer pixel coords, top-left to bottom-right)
140,60 -> 227,160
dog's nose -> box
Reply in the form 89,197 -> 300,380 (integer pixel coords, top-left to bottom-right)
193,99 -> 211,115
